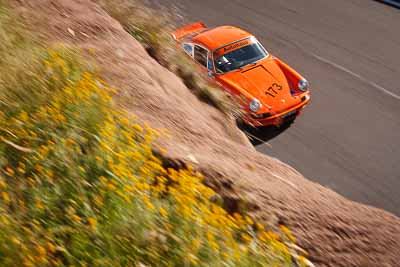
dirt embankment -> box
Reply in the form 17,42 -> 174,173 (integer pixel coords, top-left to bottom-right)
15,0 -> 400,266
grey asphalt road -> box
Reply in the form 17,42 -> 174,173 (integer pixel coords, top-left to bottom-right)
152,0 -> 400,216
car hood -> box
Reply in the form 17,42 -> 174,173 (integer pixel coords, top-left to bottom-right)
217,58 -> 298,113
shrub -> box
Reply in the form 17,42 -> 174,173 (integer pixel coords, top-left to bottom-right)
0,48 -> 294,267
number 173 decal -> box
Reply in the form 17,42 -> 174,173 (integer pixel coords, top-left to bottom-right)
265,83 -> 282,97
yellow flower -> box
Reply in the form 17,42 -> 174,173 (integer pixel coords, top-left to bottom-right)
297,255 -> 308,267
0,179 -> 7,189
22,226 -> 31,234
206,231 -> 214,242
11,237 -> 21,245
19,111 -> 29,122
47,139 -> 56,146
256,223 -> 265,231
280,225 -> 296,243
47,242 -> 56,253
1,191 -> 10,203
233,247 -> 241,261
29,130 -> 38,138
132,124 -> 143,132
22,259 -> 34,267
262,231 -> 279,242
27,177 -> 36,186
87,217 -> 97,230
35,199 -> 44,210
35,164 -> 43,174
245,216 -> 253,225
95,156 -> 103,163
94,195 -> 104,207
0,215 -> 9,225
209,240 -> 219,251
36,244 -> 46,256
106,182 -> 116,191
71,214 -> 81,223
241,233 -> 252,243
78,166 -> 86,173
120,118 -> 129,126
188,254 -> 199,264
65,138 -> 75,147
17,167 -> 25,174
143,196 -> 155,211
99,176 -> 107,184
159,207 -> 168,218
5,167 -> 14,176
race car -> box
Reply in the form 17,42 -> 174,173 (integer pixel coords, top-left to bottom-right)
172,22 -> 311,127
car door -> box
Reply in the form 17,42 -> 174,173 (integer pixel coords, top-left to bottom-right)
192,44 -> 241,97
183,43 -> 230,93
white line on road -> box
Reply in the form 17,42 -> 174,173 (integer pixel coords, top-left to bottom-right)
310,53 -> 400,101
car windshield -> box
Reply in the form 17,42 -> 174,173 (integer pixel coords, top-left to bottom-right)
214,41 -> 268,73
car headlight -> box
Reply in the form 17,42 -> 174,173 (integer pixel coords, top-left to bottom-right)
249,98 -> 261,112
298,79 -> 309,92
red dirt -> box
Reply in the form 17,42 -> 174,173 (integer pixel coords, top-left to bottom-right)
14,0 -> 400,266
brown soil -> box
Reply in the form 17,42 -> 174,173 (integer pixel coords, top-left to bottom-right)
14,0 -> 400,266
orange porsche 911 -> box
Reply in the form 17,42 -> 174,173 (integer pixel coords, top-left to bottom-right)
172,22 -> 311,127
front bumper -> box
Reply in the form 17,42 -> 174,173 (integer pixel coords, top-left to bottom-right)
245,93 -> 311,127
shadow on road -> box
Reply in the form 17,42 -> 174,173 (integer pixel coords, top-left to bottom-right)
375,0 -> 400,8
238,122 -> 292,146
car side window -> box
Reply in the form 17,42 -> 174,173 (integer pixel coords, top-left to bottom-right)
194,45 -> 208,67
183,43 -> 193,56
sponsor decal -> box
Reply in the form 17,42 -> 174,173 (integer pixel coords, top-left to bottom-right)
215,39 -> 252,57
223,40 -> 248,52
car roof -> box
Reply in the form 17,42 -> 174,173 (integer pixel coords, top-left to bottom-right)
191,26 -> 252,51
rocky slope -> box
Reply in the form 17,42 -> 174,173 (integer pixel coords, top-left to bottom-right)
15,0 -> 400,266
